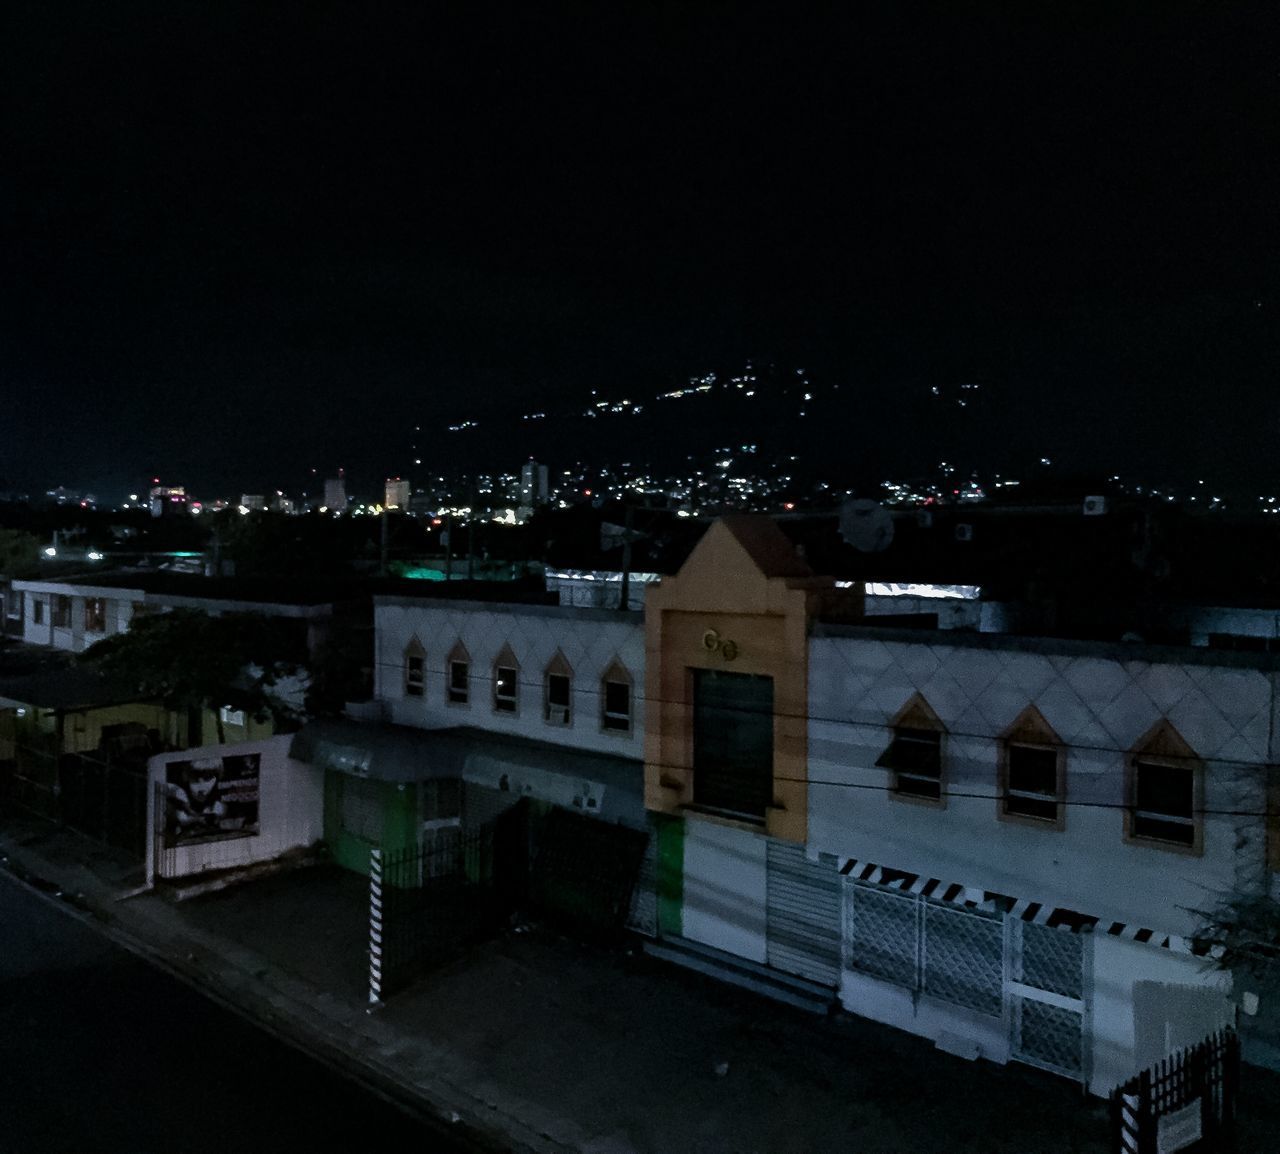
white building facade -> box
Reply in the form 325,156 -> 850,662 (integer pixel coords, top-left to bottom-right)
374,596 -> 646,761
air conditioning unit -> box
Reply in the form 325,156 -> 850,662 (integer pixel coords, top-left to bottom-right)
547,707 -> 570,725
916,510 -> 934,529
955,523 -> 974,542
1083,495 -> 1109,516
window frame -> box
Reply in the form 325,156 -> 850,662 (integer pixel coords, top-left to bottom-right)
542,650 -> 573,727
998,705 -> 1066,829
403,637 -> 426,698
492,644 -> 520,715
445,640 -> 471,706
879,694 -> 947,807
51,594 -> 72,629
601,672 -> 632,734
1125,721 -> 1204,856
84,597 -> 107,634
33,598 -> 45,626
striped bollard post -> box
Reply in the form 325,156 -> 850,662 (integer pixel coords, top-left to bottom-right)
369,847 -> 384,1006
1118,1091 -> 1141,1153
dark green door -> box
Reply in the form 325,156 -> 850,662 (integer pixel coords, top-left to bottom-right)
692,669 -> 774,819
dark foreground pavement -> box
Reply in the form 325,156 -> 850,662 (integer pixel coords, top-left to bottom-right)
5,817 -> 1279,1153
0,871 -> 453,1154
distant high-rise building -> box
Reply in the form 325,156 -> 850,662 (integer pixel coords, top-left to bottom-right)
384,477 -> 411,510
241,494 -> 266,511
324,476 -> 348,512
149,484 -> 187,518
520,460 -> 549,508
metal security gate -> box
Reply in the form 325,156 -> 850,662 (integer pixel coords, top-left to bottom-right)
846,881 -> 920,988
766,841 -> 840,986
1009,920 -> 1086,1080
922,900 -> 1003,1018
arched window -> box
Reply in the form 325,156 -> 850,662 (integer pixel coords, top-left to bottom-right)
544,651 -> 573,726
492,643 -> 520,714
403,636 -> 426,698
601,659 -> 633,734
446,640 -> 471,706
999,704 -> 1064,826
1127,720 -> 1202,853
877,693 -> 946,804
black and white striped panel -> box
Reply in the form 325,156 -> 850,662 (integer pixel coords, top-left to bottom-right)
837,855 -> 1194,954
368,847 -> 384,1005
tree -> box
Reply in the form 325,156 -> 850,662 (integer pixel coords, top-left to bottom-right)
1194,893 -> 1280,978
0,528 -> 42,578
81,609 -> 308,743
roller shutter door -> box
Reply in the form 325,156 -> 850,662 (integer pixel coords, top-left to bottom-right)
766,841 -> 840,987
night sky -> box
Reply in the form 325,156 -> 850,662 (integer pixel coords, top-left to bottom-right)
4,3 -> 1278,499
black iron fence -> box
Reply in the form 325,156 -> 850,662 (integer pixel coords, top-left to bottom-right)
0,749 -> 149,858
1111,1028 -> 1239,1153
371,803 -> 529,1000
527,806 -> 650,940
369,801 -> 652,1002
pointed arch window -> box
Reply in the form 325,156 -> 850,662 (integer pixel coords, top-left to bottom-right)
446,640 -> 471,706
403,637 -> 426,698
1000,705 -> 1065,826
601,659 -> 633,734
544,651 -> 573,726
492,643 -> 520,714
878,693 -> 945,803
1127,721 -> 1203,853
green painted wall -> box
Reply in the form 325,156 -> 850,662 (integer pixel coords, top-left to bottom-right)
324,770 -> 419,876
655,813 -> 684,937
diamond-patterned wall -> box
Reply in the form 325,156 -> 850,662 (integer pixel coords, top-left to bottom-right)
376,600 -> 646,758
809,633 -> 1276,934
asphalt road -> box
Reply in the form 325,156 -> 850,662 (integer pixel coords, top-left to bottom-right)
0,871 -> 464,1154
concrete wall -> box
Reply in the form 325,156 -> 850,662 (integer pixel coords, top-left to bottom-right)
146,733 -> 324,882
1089,934 -> 1234,1094
808,633 -> 1274,937
681,816 -> 769,963
375,598 -> 646,758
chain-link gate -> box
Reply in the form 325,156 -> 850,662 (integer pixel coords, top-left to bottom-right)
845,878 -> 1091,1084
922,900 -> 1003,1017
1009,920 -> 1086,1079
845,881 -> 920,988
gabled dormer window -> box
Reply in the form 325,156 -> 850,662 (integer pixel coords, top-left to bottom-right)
403,637 -> 426,698
493,643 -> 519,714
544,651 -> 572,726
1000,704 -> 1065,826
446,640 -> 470,706
1127,721 -> 1202,853
878,694 -> 945,804
601,659 -> 633,734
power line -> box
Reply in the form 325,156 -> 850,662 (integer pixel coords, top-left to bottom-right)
372,657 -> 1276,769
371,660 -> 1278,818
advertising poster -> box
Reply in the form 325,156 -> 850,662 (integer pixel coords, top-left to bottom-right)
164,753 -> 261,847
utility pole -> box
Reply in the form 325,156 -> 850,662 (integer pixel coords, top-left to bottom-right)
379,508 -> 390,577
619,501 -> 634,610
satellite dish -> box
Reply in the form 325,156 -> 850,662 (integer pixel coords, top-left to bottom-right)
839,499 -> 895,553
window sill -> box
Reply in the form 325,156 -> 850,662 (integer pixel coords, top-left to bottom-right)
888,787 -> 946,810
998,805 -> 1065,832
1125,831 -> 1203,857
681,804 -> 767,833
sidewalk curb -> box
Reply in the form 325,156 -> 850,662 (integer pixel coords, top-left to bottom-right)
0,833 -> 571,1154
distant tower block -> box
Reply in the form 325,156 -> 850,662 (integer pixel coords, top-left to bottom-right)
324,476 -> 348,512
520,459 -> 550,507
384,477 -> 411,510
